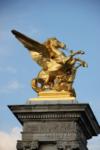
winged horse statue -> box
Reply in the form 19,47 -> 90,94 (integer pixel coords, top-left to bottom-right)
12,30 -> 88,98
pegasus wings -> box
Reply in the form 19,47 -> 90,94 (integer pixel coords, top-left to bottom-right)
11,30 -> 50,69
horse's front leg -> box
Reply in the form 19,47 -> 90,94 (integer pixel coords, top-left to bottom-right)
74,58 -> 88,68
70,50 -> 85,57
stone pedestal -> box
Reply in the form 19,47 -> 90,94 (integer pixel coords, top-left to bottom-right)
8,101 -> 100,150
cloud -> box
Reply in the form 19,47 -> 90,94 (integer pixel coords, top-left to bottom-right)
0,127 -> 21,150
0,80 -> 24,94
0,66 -> 17,74
88,136 -> 100,150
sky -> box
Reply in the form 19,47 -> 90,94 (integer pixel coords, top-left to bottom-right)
0,0 -> 100,149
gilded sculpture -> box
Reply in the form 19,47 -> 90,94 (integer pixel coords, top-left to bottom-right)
12,30 -> 88,99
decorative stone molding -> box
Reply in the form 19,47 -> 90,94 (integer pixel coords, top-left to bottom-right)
30,141 -> 39,150
17,141 -> 23,150
17,141 -> 31,150
57,141 -> 66,150
17,112 -> 80,121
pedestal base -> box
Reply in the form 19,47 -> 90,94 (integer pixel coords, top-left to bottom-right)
28,91 -> 76,101
8,101 -> 100,150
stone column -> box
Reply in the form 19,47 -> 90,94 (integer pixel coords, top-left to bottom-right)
8,102 -> 100,150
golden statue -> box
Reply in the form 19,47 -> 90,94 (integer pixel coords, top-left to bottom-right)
12,30 -> 88,100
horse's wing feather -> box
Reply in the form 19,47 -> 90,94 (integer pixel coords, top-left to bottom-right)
11,30 -> 50,68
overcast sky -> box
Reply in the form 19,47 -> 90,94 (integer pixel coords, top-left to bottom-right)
0,0 -> 100,150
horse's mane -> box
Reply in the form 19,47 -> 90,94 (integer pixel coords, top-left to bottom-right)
43,37 -> 57,49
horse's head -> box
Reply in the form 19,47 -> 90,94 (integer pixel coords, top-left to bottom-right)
44,37 -> 66,50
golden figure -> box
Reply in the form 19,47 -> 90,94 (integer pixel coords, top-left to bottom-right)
12,30 -> 87,99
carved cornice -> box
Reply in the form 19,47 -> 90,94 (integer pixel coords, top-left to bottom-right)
8,103 -> 100,140
17,112 -> 80,120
